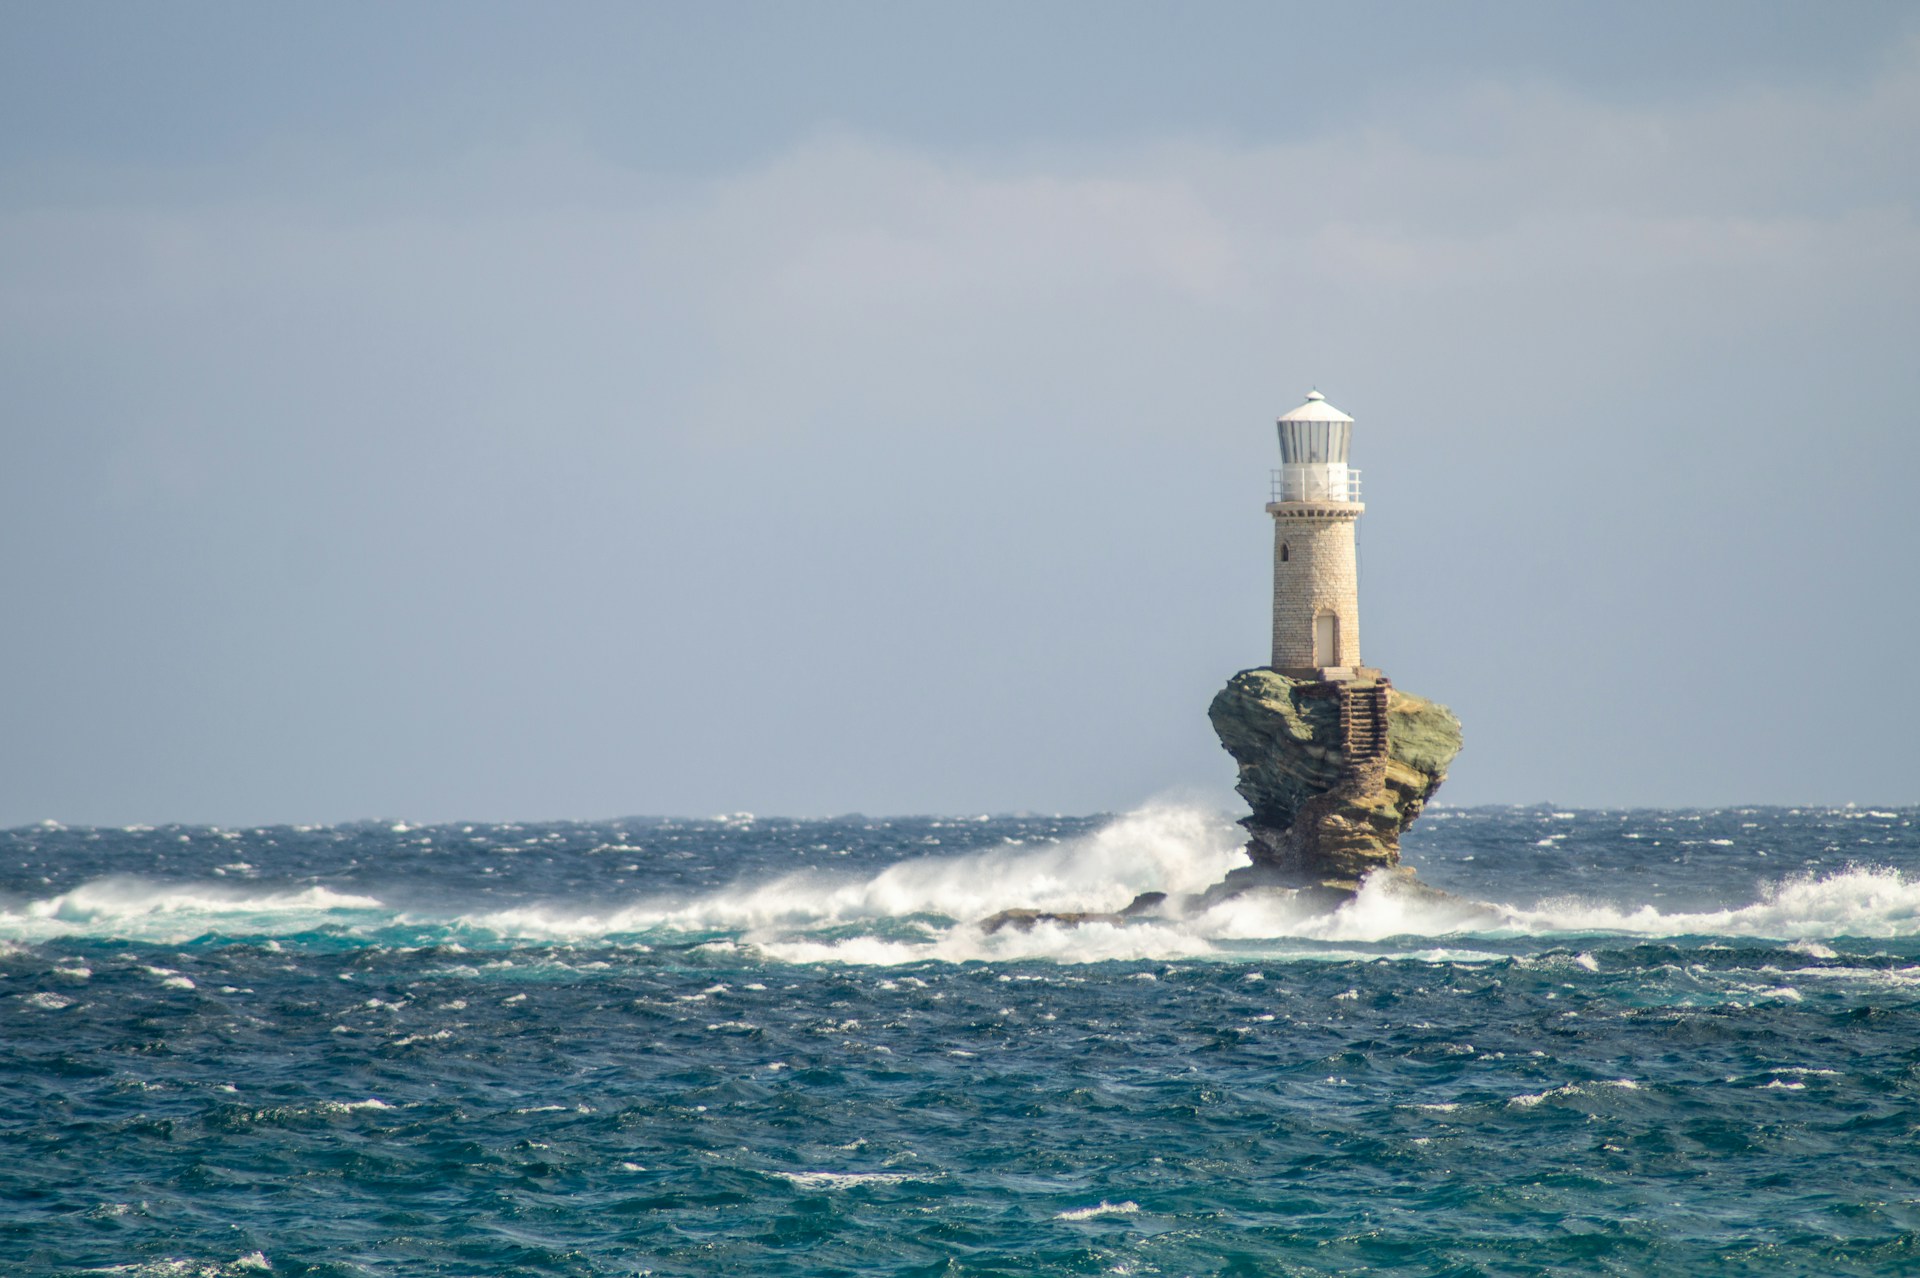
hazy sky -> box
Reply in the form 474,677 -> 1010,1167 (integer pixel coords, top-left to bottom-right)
4,3 -> 1918,826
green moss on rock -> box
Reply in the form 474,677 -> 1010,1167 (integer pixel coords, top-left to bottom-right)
1208,668 -> 1462,888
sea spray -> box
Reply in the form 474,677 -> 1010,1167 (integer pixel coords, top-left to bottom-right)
453,802 -> 1248,940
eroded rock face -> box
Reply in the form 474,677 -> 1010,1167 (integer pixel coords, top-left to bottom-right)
1208,668 -> 1463,892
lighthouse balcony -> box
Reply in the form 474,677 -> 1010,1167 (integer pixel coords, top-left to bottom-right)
1271,468 -> 1362,504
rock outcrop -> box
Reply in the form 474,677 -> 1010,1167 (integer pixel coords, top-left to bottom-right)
974,668 -> 1463,932
1207,668 -> 1462,895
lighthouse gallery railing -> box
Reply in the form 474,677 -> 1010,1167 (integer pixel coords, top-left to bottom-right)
1271,469 -> 1362,503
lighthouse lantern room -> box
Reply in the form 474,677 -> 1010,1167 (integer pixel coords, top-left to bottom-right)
1267,390 -> 1375,681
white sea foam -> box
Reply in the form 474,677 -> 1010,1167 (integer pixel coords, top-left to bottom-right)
316,1098 -> 392,1114
754,918 -> 1223,967
0,877 -> 384,943
458,803 -> 1248,939
463,811 -> 1920,964
1193,873 -> 1508,943
1508,1079 -> 1641,1108
1056,1200 -> 1141,1220
1501,866 -> 1920,940
769,1171 -> 922,1190
80,1255 -> 272,1276
16,807 -> 1920,965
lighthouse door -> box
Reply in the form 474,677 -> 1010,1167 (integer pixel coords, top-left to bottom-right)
1314,613 -> 1339,667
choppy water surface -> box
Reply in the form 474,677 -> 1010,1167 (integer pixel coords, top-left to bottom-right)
5,805 -> 1920,1276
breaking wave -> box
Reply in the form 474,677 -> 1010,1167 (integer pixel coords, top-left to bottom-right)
733,864 -> 1920,966
7,804 -> 1920,962
457,803 -> 1247,938
1501,867 -> 1920,940
0,876 -> 385,944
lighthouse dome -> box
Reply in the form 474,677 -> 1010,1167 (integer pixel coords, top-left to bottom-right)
1276,390 -> 1354,424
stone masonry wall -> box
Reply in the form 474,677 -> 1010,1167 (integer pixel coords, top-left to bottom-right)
1269,508 -> 1361,669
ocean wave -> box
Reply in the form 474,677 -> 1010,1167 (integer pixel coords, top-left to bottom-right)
0,876 -> 385,943
78,1255 -> 271,1277
8,807 -> 1920,962
1056,1200 -> 1141,1220
768,1171 -> 927,1190
748,918 -> 1224,967
1508,1079 -> 1641,1108
723,863 -> 1920,966
1170,865 -> 1920,945
1497,866 -> 1920,940
453,803 -> 1248,939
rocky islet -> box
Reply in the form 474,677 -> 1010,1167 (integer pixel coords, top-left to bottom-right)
982,669 -> 1463,930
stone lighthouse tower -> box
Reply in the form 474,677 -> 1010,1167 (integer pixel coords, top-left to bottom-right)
1268,390 -> 1372,680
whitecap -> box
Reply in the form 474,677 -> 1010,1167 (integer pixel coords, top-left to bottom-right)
316,1098 -> 392,1114
80,1252 -> 272,1275
753,918 -> 1219,968
1057,1200 -> 1141,1220
2,877 -> 385,944
389,1030 -> 452,1047
1509,1079 -> 1640,1108
1501,867 -> 1920,942
770,1171 -> 921,1190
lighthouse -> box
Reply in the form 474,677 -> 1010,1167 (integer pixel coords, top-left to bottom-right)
1268,390 -> 1374,681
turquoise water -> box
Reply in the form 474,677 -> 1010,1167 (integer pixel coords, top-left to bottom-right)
5,804 -> 1920,1276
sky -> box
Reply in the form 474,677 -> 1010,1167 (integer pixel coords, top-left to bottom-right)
3,2 -> 1918,826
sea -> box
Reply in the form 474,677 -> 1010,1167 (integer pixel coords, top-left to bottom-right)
6,803 -> 1920,1277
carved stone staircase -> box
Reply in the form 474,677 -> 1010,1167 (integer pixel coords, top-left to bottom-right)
1338,680 -> 1391,784
1251,677 -> 1396,884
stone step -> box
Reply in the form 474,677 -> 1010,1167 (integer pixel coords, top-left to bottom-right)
1335,680 -> 1390,771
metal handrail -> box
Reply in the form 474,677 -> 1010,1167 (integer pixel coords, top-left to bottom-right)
1270,468 -> 1362,503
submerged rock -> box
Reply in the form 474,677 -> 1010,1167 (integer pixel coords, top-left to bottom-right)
978,893 -> 1168,935
1208,668 -> 1462,894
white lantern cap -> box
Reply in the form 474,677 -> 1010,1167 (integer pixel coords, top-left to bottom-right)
1276,390 -> 1354,424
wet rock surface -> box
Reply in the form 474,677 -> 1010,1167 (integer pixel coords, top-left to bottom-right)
1207,668 -> 1463,894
